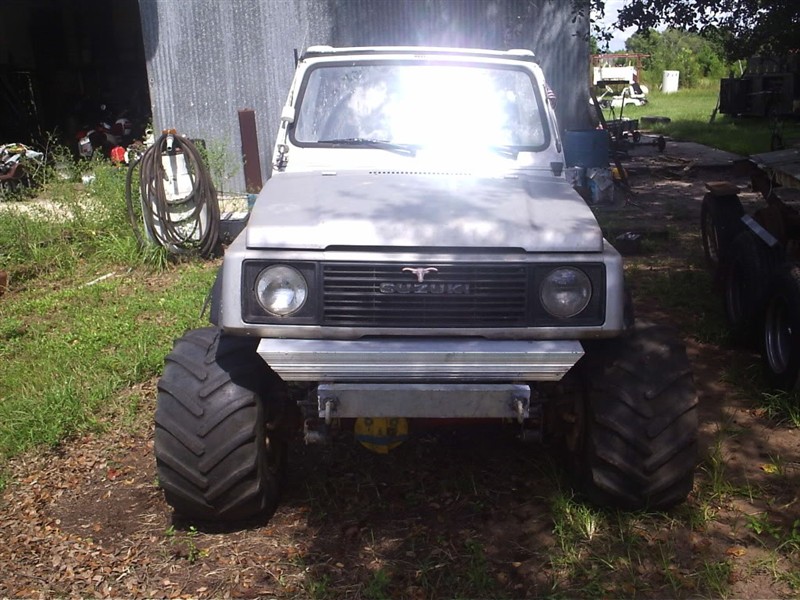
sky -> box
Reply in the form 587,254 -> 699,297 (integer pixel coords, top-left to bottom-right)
593,0 -> 638,52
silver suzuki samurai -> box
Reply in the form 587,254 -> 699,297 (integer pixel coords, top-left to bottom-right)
155,46 -> 698,522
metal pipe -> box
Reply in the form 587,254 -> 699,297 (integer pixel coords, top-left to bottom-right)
238,108 -> 263,193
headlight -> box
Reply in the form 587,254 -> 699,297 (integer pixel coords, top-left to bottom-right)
255,265 -> 308,316
540,267 -> 592,318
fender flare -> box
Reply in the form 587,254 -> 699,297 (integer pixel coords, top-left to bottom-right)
204,266 -> 223,325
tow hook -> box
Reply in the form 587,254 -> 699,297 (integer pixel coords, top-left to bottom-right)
513,396 -> 527,424
323,397 -> 338,425
517,391 -> 542,443
303,395 -> 337,445
299,389 -> 332,445
303,419 -> 329,445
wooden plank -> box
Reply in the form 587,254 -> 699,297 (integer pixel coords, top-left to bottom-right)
750,149 -> 800,191
705,181 -> 740,196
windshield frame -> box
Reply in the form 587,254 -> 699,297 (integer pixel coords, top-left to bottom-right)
289,58 -> 552,154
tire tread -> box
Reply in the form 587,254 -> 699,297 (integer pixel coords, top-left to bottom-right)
155,327 -> 285,522
579,321 -> 699,510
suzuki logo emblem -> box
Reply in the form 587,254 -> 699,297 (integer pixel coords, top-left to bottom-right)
402,267 -> 438,282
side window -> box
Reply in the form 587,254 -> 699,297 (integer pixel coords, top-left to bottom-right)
493,71 -> 543,146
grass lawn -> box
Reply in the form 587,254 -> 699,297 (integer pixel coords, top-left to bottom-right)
0,163 -> 215,474
603,86 -> 800,156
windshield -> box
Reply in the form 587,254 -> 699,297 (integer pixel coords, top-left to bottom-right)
293,62 -> 549,152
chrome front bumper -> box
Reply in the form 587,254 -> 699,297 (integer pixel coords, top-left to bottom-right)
257,338 -> 584,382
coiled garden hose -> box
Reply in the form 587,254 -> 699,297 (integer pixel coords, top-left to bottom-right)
125,131 -> 220,257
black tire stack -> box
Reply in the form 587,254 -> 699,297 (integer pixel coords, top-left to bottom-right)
701,191 -> 800,393
700,192 -> 744,280
723,229 -> 783,344
762,264 -> 800,391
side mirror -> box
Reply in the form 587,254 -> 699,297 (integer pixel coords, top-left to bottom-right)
280,106 -> 295,124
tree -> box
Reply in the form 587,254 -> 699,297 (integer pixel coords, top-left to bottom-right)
625,28 -> 730,86
610,0 -> 800,60
589,34 -> 600,55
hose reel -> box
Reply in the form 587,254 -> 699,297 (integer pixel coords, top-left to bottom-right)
126,130 -> 220,257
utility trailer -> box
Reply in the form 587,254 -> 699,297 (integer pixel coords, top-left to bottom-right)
701,148 -> 800,391
719,55 -> 800,118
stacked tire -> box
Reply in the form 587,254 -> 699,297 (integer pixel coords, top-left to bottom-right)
723,229 -> 782,345
700,192 -> 744,279
701,192 -> 800,393
762,263 -> 800,391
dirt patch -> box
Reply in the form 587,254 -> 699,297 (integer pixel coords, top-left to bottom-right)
1,145 -> 799,598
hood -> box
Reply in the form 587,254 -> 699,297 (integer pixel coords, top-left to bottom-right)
246,171 -> 603,252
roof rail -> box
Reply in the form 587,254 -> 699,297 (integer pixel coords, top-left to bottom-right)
300,46 -> 537,61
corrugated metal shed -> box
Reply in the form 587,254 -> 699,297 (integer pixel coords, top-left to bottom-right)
138,0 -> 590,193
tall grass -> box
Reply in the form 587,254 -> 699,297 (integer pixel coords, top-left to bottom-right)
0,156 -> 216,468
0,158 -> 146,282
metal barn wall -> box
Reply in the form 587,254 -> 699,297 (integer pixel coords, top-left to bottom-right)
138,0 -> 331,193
138,0 -> 590,193
329,1 -> 592,134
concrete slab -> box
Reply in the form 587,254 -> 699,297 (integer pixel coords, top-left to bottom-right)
619,134 -> 743,170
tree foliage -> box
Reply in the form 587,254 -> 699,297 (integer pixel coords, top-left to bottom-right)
625,29 -> 730,87
610,0 -> 800,61
589,35 -> 600,56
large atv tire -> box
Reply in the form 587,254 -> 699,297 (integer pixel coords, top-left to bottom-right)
155,327 -> 290,522
700,192 -> 744,277
762,262 -> 800,392
723,229 -> 782,345
575,321 -> 698,510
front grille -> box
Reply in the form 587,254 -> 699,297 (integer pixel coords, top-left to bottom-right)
322,263 -> 528,327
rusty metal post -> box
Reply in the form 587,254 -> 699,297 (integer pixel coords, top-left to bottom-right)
238,109 -> 263,193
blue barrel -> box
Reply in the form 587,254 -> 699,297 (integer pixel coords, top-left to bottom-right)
563,130 -> 610,168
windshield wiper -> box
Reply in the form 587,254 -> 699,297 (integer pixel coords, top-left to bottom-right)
317,138 -> 418,156
488,145 -> 521,159
317,139 -> 521,159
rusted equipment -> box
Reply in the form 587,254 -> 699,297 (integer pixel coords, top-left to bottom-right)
0,143 -> 44,193
702,148 -> 800,391
238,109 -> 263,194
719,55 -> 800,118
